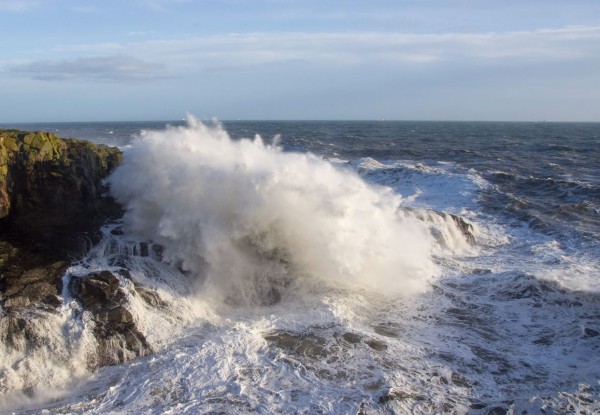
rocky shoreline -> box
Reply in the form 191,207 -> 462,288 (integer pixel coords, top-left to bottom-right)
0,130 -> 156,373
0,128 -> 479,380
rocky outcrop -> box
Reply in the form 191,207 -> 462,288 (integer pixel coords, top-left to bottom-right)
69,270 -> 153,367
0,129 -> 122,304
0,129 -> 122,238
0,129 -> 124,365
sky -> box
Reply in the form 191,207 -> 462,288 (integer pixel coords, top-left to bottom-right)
0,0 -> 599,122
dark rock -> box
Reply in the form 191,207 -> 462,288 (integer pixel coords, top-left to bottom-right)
134,283 -> 167,308
264,331 -> 330,359
0,130 -> 122,238
379,389 -> 427,404
469,400 -> 487,410
404,207 -> 476,245
0,129 -> 132,370
487,406 -> 509,415
449,213 -> 476,244
365,339 -> 387,351
0,130 -> 122,309
342,332 -> 362,344
69,271 -> 123,310
451,372 -> 471,388
69,271 -> 153,368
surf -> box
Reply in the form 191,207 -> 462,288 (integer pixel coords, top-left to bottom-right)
106,117 -> 440,306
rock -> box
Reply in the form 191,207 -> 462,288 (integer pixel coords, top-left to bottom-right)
0,129 -> 128,370
0,129 -> 122,239
379,389 -> 427,404
403,207 -> 476,246
69,270 -> 124,310
69,271 -> 153,368
0,129 -> 122,309
2,261 -> 69,308
448,213 -> 476,245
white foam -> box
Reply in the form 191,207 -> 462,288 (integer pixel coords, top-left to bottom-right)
352,157 -> 489,213
107,118 -> 439,305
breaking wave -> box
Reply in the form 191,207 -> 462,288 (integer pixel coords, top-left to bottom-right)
107,118 -> 439,305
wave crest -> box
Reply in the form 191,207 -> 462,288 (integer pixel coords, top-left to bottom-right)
107,118 -> 438,304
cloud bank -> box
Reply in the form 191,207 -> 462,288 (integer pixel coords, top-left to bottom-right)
9,55 -> 168,82
7,26 -> 600,83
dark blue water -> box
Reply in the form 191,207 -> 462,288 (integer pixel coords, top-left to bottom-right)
226,121 -> 600,244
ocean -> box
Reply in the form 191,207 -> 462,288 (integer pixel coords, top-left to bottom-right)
1,119 -> 599,414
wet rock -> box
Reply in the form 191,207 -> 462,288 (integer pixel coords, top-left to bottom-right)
0,129 -> 122,311
373,324 -> 399,338
469,400 -> 487,410
446,213 -> 474,244
342,332 -> 362,344
451,372 -> 471,388
0,129 -> 126,369
0,129 -> 122,238
69,271 -> 124,310
379,389 -> 427,404
405,208 -> 476,245
487,406 -> 509,415
264,331 -> 330,359
2,261 -> 69,309
365,339 -> 387,351
69,271 -> 153,368
134,283 -> 168,308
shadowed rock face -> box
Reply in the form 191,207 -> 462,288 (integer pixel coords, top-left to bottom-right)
0,129 -> 130,369
0,130 -> 122,305
0,130 -> 122,239
69,271 -> 153,368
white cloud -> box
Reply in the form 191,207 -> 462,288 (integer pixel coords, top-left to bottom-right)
127,26 -> 600,72
7,26 -> 600,82
0,0 -> 39,11
9,55 -> 168,82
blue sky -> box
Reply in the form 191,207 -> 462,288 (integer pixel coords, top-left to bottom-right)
1,0 -> 599,122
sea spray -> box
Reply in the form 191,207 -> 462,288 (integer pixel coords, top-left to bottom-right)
107,118 -> 439,305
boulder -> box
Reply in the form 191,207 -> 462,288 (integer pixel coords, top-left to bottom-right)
69,271 -> 153,368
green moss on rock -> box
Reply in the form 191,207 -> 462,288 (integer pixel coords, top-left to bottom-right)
0,129 -> 122,230
1,128 -> 124,350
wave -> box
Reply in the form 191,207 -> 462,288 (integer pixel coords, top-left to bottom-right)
106,118 -> 440,305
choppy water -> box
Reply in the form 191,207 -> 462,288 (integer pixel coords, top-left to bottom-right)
1,119 -> 599,414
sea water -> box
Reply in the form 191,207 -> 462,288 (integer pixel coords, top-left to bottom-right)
0,119 -> 599,414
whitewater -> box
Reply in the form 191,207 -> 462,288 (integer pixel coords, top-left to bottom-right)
0,119 -> 598,414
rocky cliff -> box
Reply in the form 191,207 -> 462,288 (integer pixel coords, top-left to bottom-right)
0,129 -> 122,308
0,130 -> 122,236
0,130 -> 154,373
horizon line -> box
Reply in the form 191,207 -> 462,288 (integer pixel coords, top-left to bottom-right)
2,119 -> 600,125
